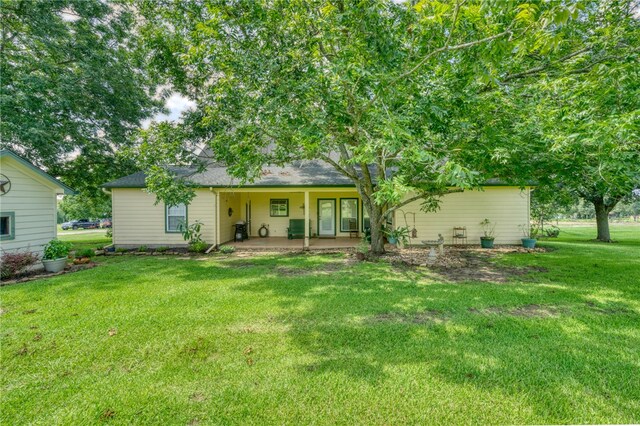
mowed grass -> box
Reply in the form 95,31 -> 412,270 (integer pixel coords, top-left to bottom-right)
57,230 -> 111,251
1,226 -> 639,424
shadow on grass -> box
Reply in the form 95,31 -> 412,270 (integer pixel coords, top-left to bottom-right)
3,242 -> 639,421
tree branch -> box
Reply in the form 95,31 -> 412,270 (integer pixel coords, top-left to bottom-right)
383,188 -> 464,216
366,28 -> 512,109
500,47 -> 591,83
320,153 -> 359,181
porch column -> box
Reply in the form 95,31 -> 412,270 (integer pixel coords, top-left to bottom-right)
304,190 -> 310,250
215,191 -> 221,247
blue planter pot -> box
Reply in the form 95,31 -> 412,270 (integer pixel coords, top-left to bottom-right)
480,237 -> 494,249
387,237 -> 398,245
521,238 -> 537,249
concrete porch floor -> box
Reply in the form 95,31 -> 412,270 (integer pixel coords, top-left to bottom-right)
226,237 -> 359,250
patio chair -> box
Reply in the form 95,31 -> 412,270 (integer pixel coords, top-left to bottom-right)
287,219 -> 305,239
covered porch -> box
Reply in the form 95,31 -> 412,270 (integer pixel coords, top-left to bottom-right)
215,187 -> 369,250
226,236 -> 360,250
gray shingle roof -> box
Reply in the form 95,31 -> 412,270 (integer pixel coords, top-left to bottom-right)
102,160 -> 532,189
102,161 -> 357,188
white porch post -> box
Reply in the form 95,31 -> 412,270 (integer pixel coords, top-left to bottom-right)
304,190 -> 310,250
215,191 -> 221,247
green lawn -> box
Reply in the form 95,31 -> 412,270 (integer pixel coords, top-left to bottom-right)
57,230 -> 111,251
1,225 -> 639,424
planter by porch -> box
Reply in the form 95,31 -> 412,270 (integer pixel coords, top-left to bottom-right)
480,237 -> 495,249
43,258 -> 67,273
521,238 -> 537,249
387,237 -> 398,245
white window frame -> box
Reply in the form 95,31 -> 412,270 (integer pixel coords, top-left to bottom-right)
165,204 -> 187,233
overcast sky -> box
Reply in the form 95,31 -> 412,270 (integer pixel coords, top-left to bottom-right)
143,93 -> 195,128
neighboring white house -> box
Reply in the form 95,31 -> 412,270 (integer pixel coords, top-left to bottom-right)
0,150 -> 75,258
103,161 -> 532,249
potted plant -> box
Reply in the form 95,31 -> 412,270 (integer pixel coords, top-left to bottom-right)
73,248 -> 94,264
42,239 -> 72,272
519,224 -> 537,249
385,226 -> 409,246
479,219 -> 496,249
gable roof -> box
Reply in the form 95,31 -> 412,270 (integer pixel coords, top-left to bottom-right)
0,150 -> 76,195
103,160 -> 358,188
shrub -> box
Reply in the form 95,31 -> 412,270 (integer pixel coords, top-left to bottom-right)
105,228 -> 112,238
181,220 -> 204,244
156,246 -> 169,253
75,248 -> 95,259
1,251 -> 40,279
138,245 -> 148,252
43,239 -> 72,260
189,241 -> 209,253
218,245 -> 235,254
115,247 -> 128,253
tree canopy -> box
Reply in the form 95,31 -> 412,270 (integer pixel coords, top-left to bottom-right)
136,0 -> 609,252
0,0 -> 162,196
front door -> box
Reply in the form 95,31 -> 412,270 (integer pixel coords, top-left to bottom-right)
318,199 -> 335,237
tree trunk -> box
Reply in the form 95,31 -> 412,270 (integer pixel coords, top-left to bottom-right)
360,194 -> 386,254
593,199 -> 612,242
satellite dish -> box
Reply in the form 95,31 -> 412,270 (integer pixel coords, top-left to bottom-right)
0,174 -> 10,196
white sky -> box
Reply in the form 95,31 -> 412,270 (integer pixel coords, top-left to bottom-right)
143,93 -> 195,128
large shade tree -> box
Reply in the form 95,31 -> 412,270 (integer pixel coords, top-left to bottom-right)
469,0 -> 640,242
135,0 -> 615,253
0,0 -> 162,202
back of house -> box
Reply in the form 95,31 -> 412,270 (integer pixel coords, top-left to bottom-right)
103,161 -> 532,249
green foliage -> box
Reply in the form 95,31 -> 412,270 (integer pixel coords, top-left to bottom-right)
134,0 -> 586,253
1,226 -> 639,424
356,238 -> 370,255
156,246 -> 169,253
218,245 -> 235,254
0,0 -> 161,197
74,248 -> 95,259
188,241 -> 209,253
385,226 -> 410,246
480,219 -> 496,239
43,239 -> 72,260
138,245 -> 148,253
58,194 -> 111,222
180,220 -> 204,244
105,228 -> 113,238
115,247 -> 128,253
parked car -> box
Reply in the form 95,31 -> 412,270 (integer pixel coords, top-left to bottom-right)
99,218 -> 112,228
61,219 -> 99,230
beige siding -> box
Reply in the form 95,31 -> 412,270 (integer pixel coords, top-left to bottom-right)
110,186 -> 529,247
401,187 -> 530,245
0,158 -> 58,257
219,192 -> 242,243
111,188 -> 216,247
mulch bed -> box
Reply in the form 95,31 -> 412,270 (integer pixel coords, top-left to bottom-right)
377,245 -> 550,283
0,262 -> 99,286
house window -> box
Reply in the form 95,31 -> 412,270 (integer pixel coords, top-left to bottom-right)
340,198 -> 358,232
0,212 -> 15,241
166,204 -> 187,233
270,199 -> 289,217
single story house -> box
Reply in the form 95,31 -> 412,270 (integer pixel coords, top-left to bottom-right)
103,161 -> 532,249
0,150 -> 75,257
